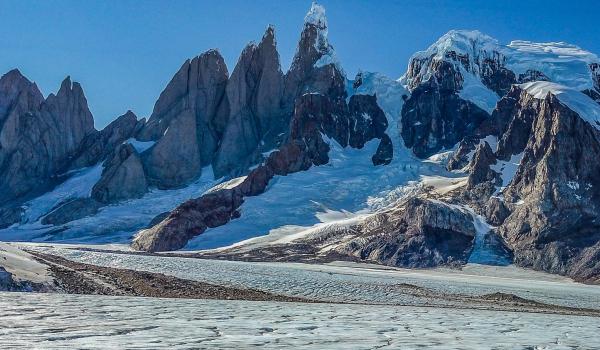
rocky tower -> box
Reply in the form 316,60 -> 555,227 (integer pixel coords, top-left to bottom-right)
137,50 -> 229,188
0,72 -> 95,205
212,26 -> 286,177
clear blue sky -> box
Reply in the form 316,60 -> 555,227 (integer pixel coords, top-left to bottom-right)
1,0 -> 599,128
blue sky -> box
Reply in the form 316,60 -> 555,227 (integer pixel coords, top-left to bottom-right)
1,0 -> 599,128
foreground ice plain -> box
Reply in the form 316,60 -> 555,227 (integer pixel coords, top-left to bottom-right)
1,292 -> 599,350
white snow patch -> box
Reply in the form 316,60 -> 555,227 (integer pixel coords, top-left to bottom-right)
458,68 -> 500,113
420,175 -> 468,195
0,242 -> 53,284
508,41 -> 599,91
204,176 -> 247,194
491,152 -> 523,190
521,81 -> 600,130
124,138 -> 156,153
20,164 -> 103,223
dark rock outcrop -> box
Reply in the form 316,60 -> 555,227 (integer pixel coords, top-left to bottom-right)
131,188 -> 243,252
466,141 -> 499,189
372,134 -> 393,166
497,93 -> 600,281
331,198 -> 476,268
91,144 -> 148,203
401,64 -> 490,158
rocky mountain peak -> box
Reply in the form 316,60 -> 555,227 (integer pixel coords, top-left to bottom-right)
0,69 -> 44,122
290,2 -> 341,75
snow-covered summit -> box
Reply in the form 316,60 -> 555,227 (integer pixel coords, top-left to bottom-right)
521,81 -> 600,130
404,29 -> 600,92
412,30 -> 501,62
304,2 -> 327,31
301,2 -> 343,74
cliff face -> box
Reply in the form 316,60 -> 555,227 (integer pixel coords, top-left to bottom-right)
0,72 -> 95,206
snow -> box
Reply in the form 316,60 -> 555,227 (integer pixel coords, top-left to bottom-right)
491,152 -> 523,190
521,81 -> 600,130
411,30 -> 500,63
2,292 -> 600,350
124,138 -> 155,153
304,2 -> 344,75
350,71 -> 408,136
0,242 -> 52,284
304,2 -> 327,29
507,40 -> 599,91
185,138 -> 426,250
402,29 -> 600,114
420,175 -> 468,195
20,164 -> 103,224
458,67 -> 500,113
204,176 -> 246,194
0,167 -> 219,243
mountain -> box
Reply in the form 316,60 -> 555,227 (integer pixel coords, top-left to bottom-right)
2,4 -> 600,283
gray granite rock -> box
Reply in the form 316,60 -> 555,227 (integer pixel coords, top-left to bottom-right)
92,144 -> 148,203
138,50 -> 229,188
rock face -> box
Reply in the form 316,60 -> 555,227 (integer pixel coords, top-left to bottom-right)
401,60 -> 490,158
332,198 -> 476,268
138,50 -> 229,188
213,27 -> 286,177
497,93 -> 600,281
132,188 -> 243,252
70,110 -> 143,169
92,144 -> 148,203
133,91 -> 389,252
0,72 -> 95,205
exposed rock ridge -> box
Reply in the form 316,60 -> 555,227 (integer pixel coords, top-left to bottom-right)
132,92 -> 389,252
0,72 -> 95,206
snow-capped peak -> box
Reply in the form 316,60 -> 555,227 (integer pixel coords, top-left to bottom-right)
304,2 -> 328,32
413,30 -> 501,61
301,2 -> 344,75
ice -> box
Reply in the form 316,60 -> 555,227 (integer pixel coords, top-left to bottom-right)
26,244 -> 600,310
521,81 -> 600,130
1,292 -> 599,349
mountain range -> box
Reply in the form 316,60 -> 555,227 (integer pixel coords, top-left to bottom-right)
2,3 -> 600,283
